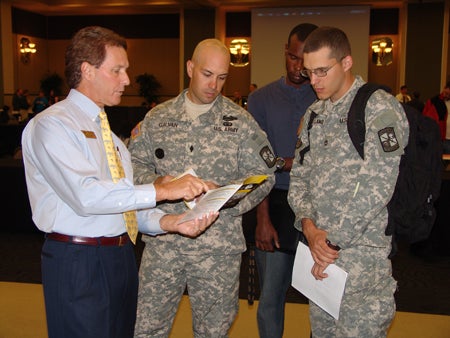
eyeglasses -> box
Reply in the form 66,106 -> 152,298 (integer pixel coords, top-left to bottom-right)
300,61 -> 338,78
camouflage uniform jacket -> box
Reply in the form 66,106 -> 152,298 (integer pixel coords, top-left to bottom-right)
129,90 -> 276,255
288,76 -> 409,291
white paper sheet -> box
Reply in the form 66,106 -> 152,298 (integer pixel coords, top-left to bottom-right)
291,241 -> 348,319
174,169 -> 268,224
178,184 -> 241,223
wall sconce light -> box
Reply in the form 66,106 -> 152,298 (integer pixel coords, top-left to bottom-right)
371,37 -> 393,66
19,37 -> 37,64
229,38 -> 250,67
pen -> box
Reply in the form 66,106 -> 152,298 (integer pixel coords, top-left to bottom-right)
326,239 -> 341,251
353,181 -> 360,198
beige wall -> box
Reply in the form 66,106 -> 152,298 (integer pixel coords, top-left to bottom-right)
3,3 -> 450,109
8,35 -> 180,107
8,33 -> 252,106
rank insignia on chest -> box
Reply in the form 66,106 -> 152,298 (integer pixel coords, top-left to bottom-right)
155,148 -> 164,159
260,145 -> 276,168
222,115 -> 237,128
223,115 -> 238,122
378,127 -> 400,152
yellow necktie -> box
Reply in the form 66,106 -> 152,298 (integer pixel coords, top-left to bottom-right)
99,111 -> 138,244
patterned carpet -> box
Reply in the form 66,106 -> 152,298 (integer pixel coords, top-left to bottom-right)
1,229 -> 449,316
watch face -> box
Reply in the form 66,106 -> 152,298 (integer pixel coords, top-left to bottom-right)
276,157 -> 285,170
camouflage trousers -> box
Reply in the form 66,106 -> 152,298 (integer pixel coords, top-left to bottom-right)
309,274 -> 397,338
134,243 -> 241,338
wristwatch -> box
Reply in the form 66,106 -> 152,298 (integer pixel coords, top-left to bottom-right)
275,157 -> 286,171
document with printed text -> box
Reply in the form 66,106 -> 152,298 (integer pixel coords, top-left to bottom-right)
176,169 -> 268,223
292,241 -> 348,319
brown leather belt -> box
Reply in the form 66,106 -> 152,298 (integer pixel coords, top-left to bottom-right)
47,232 -> 129,246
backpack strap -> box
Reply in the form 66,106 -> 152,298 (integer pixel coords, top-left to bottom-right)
299,111 -> 318,165
347,83 -> 385,160
301,83 -> 386,164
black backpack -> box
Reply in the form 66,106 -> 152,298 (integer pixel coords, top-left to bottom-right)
303,83 -> 443,257
349,83 -> 443,256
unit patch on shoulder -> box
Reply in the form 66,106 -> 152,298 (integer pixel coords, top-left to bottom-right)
131,122 -> 142,140
378,127 -> 399,152
260,145 -> 276,168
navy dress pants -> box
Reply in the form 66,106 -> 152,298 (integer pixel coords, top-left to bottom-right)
41,238 -> 138,338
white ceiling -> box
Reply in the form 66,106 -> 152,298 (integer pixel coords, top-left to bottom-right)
10,0 -> 406,16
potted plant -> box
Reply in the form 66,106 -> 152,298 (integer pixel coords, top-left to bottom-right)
135,73 -> 161,107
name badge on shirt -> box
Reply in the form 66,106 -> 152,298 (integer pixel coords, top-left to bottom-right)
81,130 -> 97,139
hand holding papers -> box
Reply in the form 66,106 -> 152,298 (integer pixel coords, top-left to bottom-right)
291,241 -> 348,319
177,170 -> 268,223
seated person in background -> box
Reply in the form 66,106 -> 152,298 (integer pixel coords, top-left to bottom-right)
395,85 -> 411,103
31,90 -> 49,118
12,88 -> 30,121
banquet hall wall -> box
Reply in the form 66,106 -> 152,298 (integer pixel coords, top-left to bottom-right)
1,2 -> 449,108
